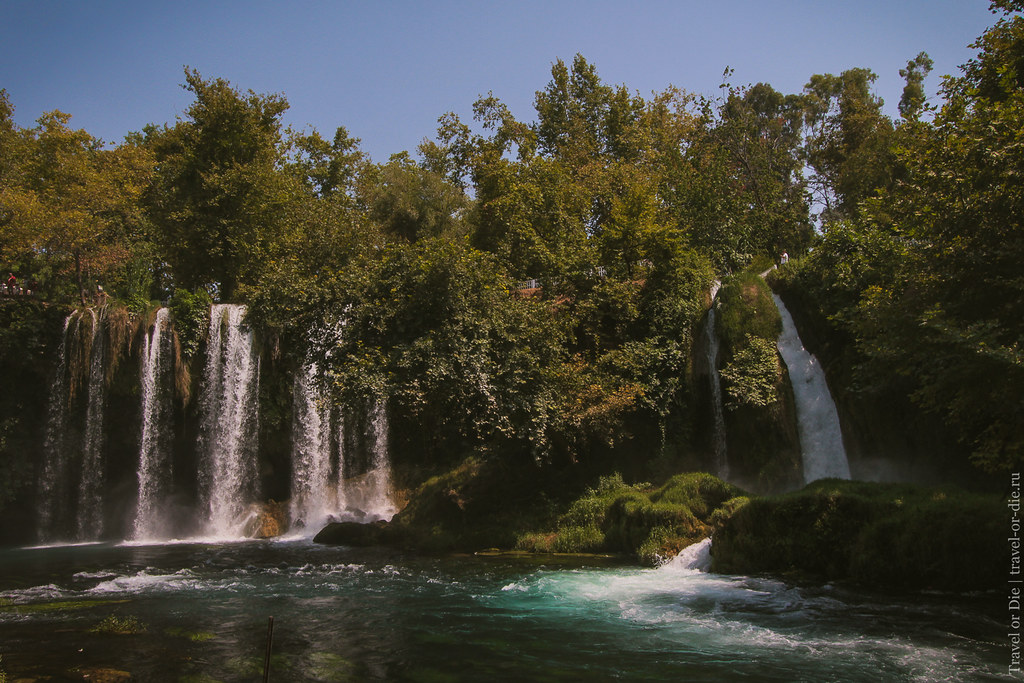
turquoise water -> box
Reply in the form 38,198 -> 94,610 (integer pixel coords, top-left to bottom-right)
0,540 -> 1009,681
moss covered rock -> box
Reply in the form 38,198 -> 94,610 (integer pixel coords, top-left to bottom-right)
712,479 -> 1005,591
519,472 -> 746,565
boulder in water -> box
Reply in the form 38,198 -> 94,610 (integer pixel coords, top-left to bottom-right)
313,520 -> 394,546
249,500 -> 289,539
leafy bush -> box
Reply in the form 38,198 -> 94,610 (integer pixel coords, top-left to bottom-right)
168,288 -> 211,359
719,333 -> 779,409
517,472 -> 746,564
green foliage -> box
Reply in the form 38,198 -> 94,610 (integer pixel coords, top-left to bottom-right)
717,272 -> 782,346
781,4 -> 1024,471
713,480 -> 1005,590
147,68 -> 299,300
522,472 -> 745,564
166,627 -> 216,642
168,288 -> 212,359
362,153 -> 469,242
716,273 -> 782,409
0,16 -> 1019,550
719,334 -> 779,409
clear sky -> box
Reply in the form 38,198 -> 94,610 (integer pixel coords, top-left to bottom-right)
0,1 -> 999,162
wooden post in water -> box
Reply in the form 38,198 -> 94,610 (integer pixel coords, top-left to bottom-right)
262,616 -> 274,682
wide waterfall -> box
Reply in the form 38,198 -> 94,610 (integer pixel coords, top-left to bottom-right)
35,302 -> 398,544
704,281 -> 728,479
290,361 -> 398,532
132,308 -> 173,540
196,304 -> 260,539
772,294 -> 851,482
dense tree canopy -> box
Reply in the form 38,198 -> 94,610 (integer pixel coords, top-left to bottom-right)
2,2 -> 1021,475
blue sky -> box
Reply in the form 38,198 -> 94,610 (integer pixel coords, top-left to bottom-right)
1,1 -> 999,162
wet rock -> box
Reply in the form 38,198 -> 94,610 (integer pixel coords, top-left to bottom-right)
248,500 -> 289,539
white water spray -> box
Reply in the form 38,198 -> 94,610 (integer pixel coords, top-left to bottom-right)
132,308 -> 172,540
197,304 -> 260,538
772,294 -> 851,482
662,537 -> 713,573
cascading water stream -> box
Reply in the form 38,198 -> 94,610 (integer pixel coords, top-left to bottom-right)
37,313 -> 74,542
197,304 -> 260,539
340,398 -> 397,522
772,294 -> 851,482
289,362 -> 334,531
132,308 -> 172,540
76,308 -> 107,540
704,281 -> 728,479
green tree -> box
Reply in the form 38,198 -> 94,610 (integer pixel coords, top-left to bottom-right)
898,51 -> 935,121
787,2 -> 1024,471
361,152 -> 469,242
147,68 -> 297,300
802,68 -> 895,220
1,109 -> 152,302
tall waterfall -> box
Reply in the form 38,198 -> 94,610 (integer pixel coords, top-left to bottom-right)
704,281 -> 728,479
37,313 -> 74,542
772,294 -> 851,482
76,308 -> 108,540
289,362 -> 334,530
197,304 -> 260,539
132,308 -> 173,540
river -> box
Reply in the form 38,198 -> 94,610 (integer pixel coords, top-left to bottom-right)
0,539 -> 1008,681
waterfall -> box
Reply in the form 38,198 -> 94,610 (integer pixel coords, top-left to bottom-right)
337,398 -> 397,523
197,304 -> 260,539
289,362 -> 334,530
76,308 -> 107,540
772,294 -> 851,483
132,308 -> 173,540
705,281 -> 728,479
352,399 -> 397,521
37,313 -> 74,542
